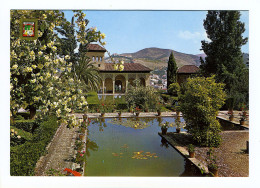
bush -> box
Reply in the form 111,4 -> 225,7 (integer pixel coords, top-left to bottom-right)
126,79 -> 161,110
12,120 -> 40,133
15,112 -> 30,120
168,82 -> 180,97
10,116 -> 58,176
179,76 -> 226,147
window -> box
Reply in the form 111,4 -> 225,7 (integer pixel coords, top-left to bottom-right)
92,56 -> 95,61
98,64 -> 101,67
100,57 -> 102,61
96,57 -> 99,62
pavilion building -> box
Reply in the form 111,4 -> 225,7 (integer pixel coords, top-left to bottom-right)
86,44 -> 151,94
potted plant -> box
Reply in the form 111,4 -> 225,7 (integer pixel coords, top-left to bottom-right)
78,133 -> 84,141
156,102 -> 163,116
118,110 -> 122,117
76,150 -> 85,167
161,121 -> 170,135
240,116 -> 246,125
129,105 -> 134,113
80,127 -> 86,133
175,105 -> 181,116
228,110 -> 234,121
135,106 -> 141,117
175,120 -> 181,133
206,148 -> 219,177
100,103 -> 106,117
188,144 -> 195,158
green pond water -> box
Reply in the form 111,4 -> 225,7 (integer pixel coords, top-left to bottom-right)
84,117 -> 200,176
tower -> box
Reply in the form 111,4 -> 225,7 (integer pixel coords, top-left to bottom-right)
86,44 -> 106,70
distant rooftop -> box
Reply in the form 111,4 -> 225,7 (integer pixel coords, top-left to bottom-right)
177,65 -> 200,74
100,63 -> 151,72
87,44 -> 106,52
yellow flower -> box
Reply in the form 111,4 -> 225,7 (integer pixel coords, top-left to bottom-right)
100,33 -> 106,39
31,79 -> 36,83
65,55 -> 70,60
41,45 -> 47,50
38,51 -> 43,56
118,64 -> 124,71
32,65 -> 37,69
12,64 -> 18,69
38,64 -> 44,69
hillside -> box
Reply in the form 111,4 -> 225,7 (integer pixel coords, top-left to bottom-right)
105,47 -> 201,70
105,48 -> 248,70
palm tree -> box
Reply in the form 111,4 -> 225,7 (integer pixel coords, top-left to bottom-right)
74,55 -> 101,92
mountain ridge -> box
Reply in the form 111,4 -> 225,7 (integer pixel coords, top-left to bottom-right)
105,47 -> 248,70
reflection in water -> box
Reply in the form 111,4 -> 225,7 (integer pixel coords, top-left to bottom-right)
160,137 -> 169,148
180,159 -> 204,177
85,138 -> 99,157
84,117 -> 193,176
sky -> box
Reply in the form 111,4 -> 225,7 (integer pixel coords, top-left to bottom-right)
64,10 -> 249,56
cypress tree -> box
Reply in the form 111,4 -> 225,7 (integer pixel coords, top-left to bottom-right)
200,11 -> 248,108
167,51 -> 178,89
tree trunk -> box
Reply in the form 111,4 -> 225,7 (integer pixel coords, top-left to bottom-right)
29,106 -> 36,119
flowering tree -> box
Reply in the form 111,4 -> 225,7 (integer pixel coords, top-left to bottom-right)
10,10 -> 106,127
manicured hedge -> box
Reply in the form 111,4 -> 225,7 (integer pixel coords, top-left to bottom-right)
12,120 -> 40,133
10,116 -> 58,176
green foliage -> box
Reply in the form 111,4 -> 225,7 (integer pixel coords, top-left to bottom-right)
168,82 -> 180,97
10,116 -> 58,176
167,51 -> 178,89
10,126 -> 33,141
200,11 -> 248,108
179,76 -> 226,147
188,144 -> 195,153
56,15 -> 101,92
206,147 -> 218,170
12,119 -> 40,133
126,79 -> 161,111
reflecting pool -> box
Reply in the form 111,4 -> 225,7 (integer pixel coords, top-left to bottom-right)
84,117 -> 198,176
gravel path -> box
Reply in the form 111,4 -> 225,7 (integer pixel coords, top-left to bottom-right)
34,124 -> 79,176
195,131 -> 249,177
168,131 -> 249,177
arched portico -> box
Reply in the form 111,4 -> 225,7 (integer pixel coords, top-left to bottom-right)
115,75 -> 126,93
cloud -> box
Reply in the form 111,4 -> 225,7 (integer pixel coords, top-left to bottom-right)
178,30 -> 211,42
178,30 -> 201,40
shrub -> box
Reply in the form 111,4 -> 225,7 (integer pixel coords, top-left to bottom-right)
12,120 -> 40,133
179,76 -> 226,147
126,79 -> 161,110
10,116 -> 58,176
168,82 -> 180,97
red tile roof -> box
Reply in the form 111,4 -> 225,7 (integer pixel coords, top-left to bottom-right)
177,65 -> 200,73
87,44 -> 106,52
100,63 -> 151,72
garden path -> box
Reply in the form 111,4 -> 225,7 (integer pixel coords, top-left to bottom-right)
34,123 -> 78,176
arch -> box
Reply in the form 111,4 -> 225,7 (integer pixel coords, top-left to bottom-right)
104,78 -> 113,93
115,75 -> 126,93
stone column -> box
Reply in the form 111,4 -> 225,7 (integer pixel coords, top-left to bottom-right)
102,79 -> 105,95
125,74 -> 128,93
112,74 -> 115,95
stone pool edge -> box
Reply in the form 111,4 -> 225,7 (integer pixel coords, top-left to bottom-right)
158,132 -> 209,175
